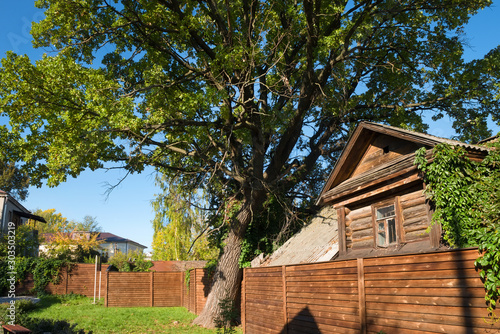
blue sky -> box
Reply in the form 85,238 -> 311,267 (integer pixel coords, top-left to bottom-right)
1,2 -> 500,252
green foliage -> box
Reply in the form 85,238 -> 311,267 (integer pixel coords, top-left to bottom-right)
0,256 -> 70,296
238,194 -> 306,268
29,209 -> 101,234
40,231 -> 103,263
184,269 -> 191,292
214,292 -> 238,334
106,250 -> 153,272
0,299 -> 37,326
415,143 -> 500,315
23,318 -> 91,334
0,159 -> 29,201
0,224 -> 40,258
152,174 -> 219,262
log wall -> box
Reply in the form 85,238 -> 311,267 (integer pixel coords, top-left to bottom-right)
400,189 -> 429,242
243,249 -> 499,334
344,188 -> 430,251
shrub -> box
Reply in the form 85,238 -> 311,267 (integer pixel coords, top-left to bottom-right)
23,318 -> 92,334
0,299 -> 36,325
107,250 -> 152,272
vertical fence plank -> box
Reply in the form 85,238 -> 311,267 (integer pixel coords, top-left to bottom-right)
105,271 -> 109,307
150,272 -> 154,307
242,269 -> 246,334
282,265 -> 288,334
193,269 -> 197,314
180,271 -> 184,308
357,258 -> 366,334
65,267 -> 69,295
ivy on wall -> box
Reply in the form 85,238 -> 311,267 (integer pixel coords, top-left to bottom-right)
415,143 -> 500,316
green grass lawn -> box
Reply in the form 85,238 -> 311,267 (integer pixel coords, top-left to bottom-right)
26,295 -> 241,334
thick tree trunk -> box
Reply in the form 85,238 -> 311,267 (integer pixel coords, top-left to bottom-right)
193,198 -> 257,328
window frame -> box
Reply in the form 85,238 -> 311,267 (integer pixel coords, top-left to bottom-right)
372,198 -> 404,248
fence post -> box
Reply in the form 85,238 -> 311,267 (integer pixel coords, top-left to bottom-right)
180,272 -> 184,307
242,269 -> 246,334
65,266 -> 69,294
150,271 -> 154,307
193,269 -> 197,314
105,271 -> 109,307
282,265 -> 288,333
357,258 -> 366,334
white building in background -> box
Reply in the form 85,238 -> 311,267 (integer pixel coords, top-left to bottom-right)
96,232 -> 147,256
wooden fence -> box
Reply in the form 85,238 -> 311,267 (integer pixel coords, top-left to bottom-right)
105,271 -> 184,307
16,263 -> 109,296
182,268 -> 212,314
16,264 -> 212,314
242,248 -> 500,334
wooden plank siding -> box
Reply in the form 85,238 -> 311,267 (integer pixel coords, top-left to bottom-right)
105,271 -> 192,308
243,249 -> 499,334
16,263 -> 109,296
244,266 -> 286,333
16,264 -> 211,313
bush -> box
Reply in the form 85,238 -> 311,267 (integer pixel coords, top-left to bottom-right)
107,250 -> 152,272
23,318 -> 92,334
0,299 -> 36,325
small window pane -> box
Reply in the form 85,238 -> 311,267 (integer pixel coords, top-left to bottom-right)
387,218 -> 397,244
378,231 -> 386,246
376,205 -> 395,219
378,222 -> 385,232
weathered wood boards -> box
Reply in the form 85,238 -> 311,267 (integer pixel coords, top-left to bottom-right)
242,249 -> 499,334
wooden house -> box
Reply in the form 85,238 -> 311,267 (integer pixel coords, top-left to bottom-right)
257,121 -> 489,267
316,121 -> 489,260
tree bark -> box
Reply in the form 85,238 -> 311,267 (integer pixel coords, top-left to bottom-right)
193,195 -> 260,328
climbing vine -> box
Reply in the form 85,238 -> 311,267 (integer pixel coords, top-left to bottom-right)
0,256 -> 70,296
415,143 -> 500,316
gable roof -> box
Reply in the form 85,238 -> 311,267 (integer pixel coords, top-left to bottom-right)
316,121 -> 489,206
97,232 -> 147,249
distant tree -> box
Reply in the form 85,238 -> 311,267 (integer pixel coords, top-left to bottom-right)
0,160 -> 29,201
29,209 -> 71,234
41,230 -> 102,262
151,175 -> 219,261
73,215 -> 102,232
29,209 -> 102,234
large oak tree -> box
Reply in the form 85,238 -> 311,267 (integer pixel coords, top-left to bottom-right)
1,0 -> 499,326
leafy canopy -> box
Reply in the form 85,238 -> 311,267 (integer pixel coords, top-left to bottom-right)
0,0 -> 498,194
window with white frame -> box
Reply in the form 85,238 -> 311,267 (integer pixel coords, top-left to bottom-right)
375,204 -> 397,247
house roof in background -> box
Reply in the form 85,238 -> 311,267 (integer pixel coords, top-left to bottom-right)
96,232 -> 147,249
41,231 -> 147,249
259,206 -> 339,267
150,261 -> 207,272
